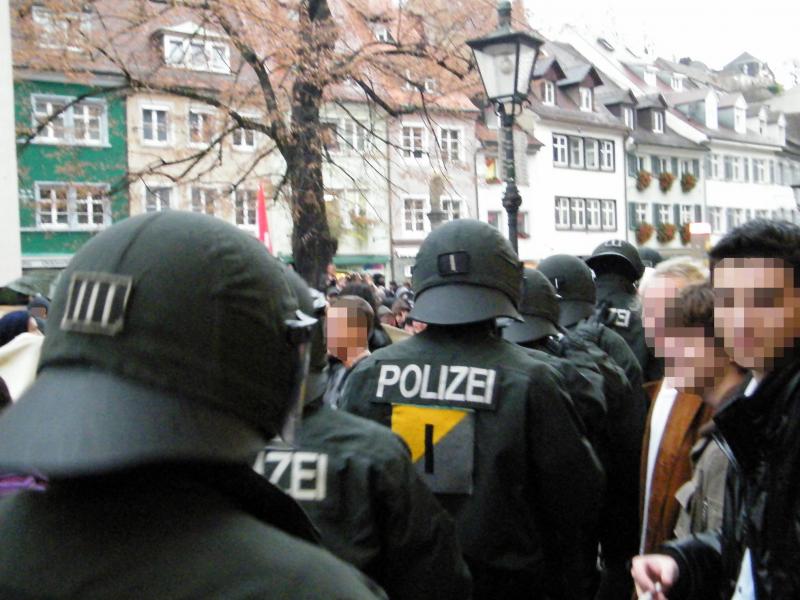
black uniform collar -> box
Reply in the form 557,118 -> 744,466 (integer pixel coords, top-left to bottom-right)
595,273 -> 637,297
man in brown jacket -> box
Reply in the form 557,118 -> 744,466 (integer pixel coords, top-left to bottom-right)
639,258 -> 711,554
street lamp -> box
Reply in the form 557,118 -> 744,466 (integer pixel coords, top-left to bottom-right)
467,0 -> 542,254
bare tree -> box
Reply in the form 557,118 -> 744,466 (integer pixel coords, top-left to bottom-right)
12,0 -> 493,286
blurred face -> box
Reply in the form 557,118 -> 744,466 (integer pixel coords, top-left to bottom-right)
714,258 -> 800,372
642,275 -> 684,353
394,309 -> 409,327
660,325 -> 727,395
326,306 -> 368,363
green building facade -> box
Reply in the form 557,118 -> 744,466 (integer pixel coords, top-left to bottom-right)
15,78 -> 127,276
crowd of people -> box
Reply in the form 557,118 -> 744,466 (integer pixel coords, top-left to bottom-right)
0,211 -> 797,599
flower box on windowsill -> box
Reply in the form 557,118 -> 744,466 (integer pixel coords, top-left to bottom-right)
485,177 -> 502,185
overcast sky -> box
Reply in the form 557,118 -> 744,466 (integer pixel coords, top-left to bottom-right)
524,0 -> 800,86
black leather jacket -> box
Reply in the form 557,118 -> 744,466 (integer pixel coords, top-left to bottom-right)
662,357 -> 800,599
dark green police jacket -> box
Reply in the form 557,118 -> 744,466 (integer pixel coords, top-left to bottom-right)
0,464 -> 386,600
255,399 -> 472,600
339,324 -> 605,600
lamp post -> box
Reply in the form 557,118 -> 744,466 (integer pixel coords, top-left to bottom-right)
467,0 -> 542,254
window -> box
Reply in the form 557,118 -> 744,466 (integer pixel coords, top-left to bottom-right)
579,87 -> 593,112
341,119 -> 367,153
601,200 -> 617,230
586,199 -> 601,230
570,198 -> 586,229
679,204 -> 694,225
402,126 -> 424,158
232,126 -> 256,150
191,188 -> 217,216
633,202 -> 648,226
553,134 -> 568,166
653,110 -> 664,133
709,206 -> 723,232
543,81 -> 555,105
145,187 -> 171,212
188,109 -> 214,145
755,209 -> 769,220
644,67 -> 658,87
442,199 -> 461,221
730,208 -> 745,228
440,128 -> 460,162
321,120 -> 339,153
141,107 -> 169,144
234,189 -> 257,226
569,137 -> 584,168
404,198 -> 426,232
652,156 -> 669,175
35,183 -> 108,228
32,6 -> 91,52
424,79 -> 437,94
671,74 -> 684,91
375,27 -> 394,43
734,108 -> 745,131
732,157 -> 741,181
585,139 -> 599,170
31,95 -> 106,145
753,159 -> 766,183
555,197 -> 570,229
487,210 -> 502,229
517,212 -> 529,237
163,35 -> 230,74
623,106 -> 635,128
711,154 -> 721,179
36,185 -> 69,226
600,141 -> 615,171
723,155 -> 734,180
657,203 -> 671,225
759,117 -> 767,135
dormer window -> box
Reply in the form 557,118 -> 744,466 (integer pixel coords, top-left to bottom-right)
759,115 -> 767,135
163,34 -> 230,74
653,110 -> 664,133
671,74 -> 685,91
644,67 -> 658,87
32,5 -> 92,52
579,87 -> 593,112
424,78 -> 437,94
623,106 -> 635,128
543,81 -> 555,105
375,26 -> 394,43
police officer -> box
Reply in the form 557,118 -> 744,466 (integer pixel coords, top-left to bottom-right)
0,212 -> 384,599
503,268 -> 644,600
257,271 -> 472,600
340,219 -> 604,600
584,240 -> 662,382
538,253 -> 646,397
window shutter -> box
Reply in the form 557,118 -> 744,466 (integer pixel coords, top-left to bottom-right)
629,203 -> 638,229
654,203 -> 662,225
671,158 -> 679,174
652,156 -> 661,176
727,208 -> 734,230
768,160 -> 775,183
694,204 -> 702,222
744,158 -> 750,182
693,159 -> 700,178
627,153 -> 637,177
673,204 -> 681,225
704,155 -> 711,177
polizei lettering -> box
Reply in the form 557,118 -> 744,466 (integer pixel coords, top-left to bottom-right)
375,363 -> 497,407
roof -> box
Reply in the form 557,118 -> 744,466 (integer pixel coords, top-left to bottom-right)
723,52 -> 762,69
654,57 -> 718,87
631,127 -> 707,151
635,93 -> 667,109
530,98 -> 628,132
596,87 -> 636,106
158,22 -> 225,39
557,64 -> 595,87
475,121 -> 543,151
718,93 -> 744,109
533,57 -> 566,80
665,88 -> 715,106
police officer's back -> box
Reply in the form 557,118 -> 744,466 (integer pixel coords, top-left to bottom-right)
340,220 -> 604,600
584,240 -> 662,382
503,268 -> 643,600
256,272 -> 471,600
0,213 -> 384,600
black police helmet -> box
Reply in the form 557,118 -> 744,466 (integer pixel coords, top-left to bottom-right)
638,247 -> 664,269
502,269 -> 560,344
537,254 -> 597,328
585,239 -> 645,282
410,219 -> 523,325
0,212 -> 315,477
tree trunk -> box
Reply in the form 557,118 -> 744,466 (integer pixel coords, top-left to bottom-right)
289,79 -> 337,289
